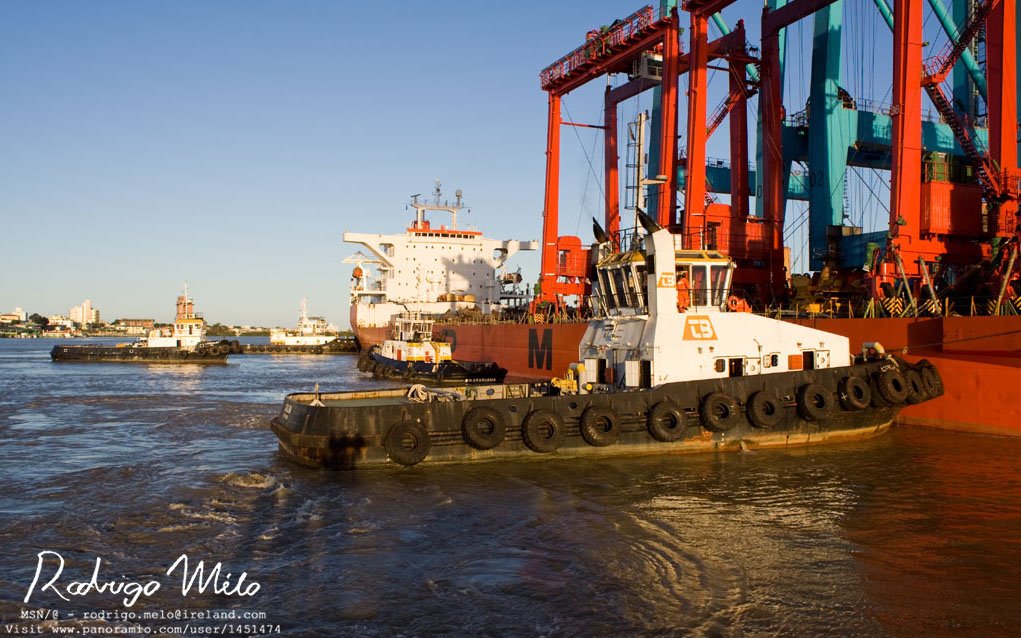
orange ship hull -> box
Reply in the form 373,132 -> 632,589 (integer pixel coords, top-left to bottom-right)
352,308 -> 1021,436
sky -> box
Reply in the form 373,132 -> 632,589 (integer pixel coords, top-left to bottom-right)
0,1 -> 936,327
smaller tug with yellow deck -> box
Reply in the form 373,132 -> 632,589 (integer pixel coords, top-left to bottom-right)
356,312 -> 507,385
271,214 -> 943,469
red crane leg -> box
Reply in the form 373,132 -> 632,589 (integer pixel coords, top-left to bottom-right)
604,88 -> 620,246
539,92 -> 562,305
890,0 -> 923,248
683,12 -> 709,244
657,12 -> 681,228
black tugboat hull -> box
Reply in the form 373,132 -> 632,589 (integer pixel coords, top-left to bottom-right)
50,345 -> 228,364
358,352 -> 508,385
270,358 -> 943,470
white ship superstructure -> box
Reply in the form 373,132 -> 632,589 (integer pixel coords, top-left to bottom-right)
345,183 -> 538,330
144,285 -> 209,349
270,298 -> 338,346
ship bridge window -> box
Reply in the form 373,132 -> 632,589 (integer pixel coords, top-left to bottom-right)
710,265 -> 731,307
691,266 -> 707,306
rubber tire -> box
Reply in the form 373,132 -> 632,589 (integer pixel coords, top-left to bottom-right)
402,366 -> 415,381
797,383 -> 834,421
579,406 -> 621,447
435,369 -> 447,384
918,361 -> 944,397
384,421 -> 430,466
838,376 -> 872,411
700,392 -> 741,432
747,390 -> 784,428
314,346 -> 324,354
357,355 -> 370,372
904,369 -> 927,404
875,369 -> 909,405
647,401 -> 687,442
521,409 -> 566,453
461,407 -> 507,450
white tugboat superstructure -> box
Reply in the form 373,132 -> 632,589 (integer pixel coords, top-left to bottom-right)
579,215 -> 850,389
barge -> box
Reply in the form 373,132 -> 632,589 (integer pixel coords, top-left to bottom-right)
272,215 -> 943,469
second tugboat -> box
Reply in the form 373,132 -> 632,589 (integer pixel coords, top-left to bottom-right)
357,312 -> 507,385
51,287 -> 229,364
271,215 -> 944,469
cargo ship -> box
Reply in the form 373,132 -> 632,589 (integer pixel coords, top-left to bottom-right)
276,214 -> 943,469
347,3 -> 1021,435
52,287 -> 229,364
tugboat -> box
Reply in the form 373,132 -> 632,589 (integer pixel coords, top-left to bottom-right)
241,298 -> 359,355
270,214 -> 944,469
356,312 -> 507,384
51,287 -> 229,364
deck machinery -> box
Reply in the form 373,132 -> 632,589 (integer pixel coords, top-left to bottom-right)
536,0 -> 1021,317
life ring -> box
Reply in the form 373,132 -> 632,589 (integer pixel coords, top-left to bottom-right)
918,363 -> 943,397
579,405 -> 620,447
874,369 -> 909,405
700,392 -> 741,432
797,383 -> 834,421
646,401 -> 687,442
521,409 -> 566,453
461,407 -> 507,450
384,421 -> 430,466
904,369 -> 927,404
747,390 -> 784,428
838,376 -> 871,411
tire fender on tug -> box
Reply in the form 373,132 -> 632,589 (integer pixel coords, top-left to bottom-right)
838,376 -> 872,411
521,409 -> 566,453
903,369 -> 928,404
579,405 -> 621,447
384,421 -> 431,466
918,362 -> 944,397
647,401 -> 688,442
747,390 -> 784,428
874,369 -> 909,405
700,392 -> 741,432
797,383 -> 834,421
461,407 -> 507,450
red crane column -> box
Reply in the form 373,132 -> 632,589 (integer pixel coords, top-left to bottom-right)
657,11 -> 681,228
604,88 -> 620,245
683,11 -> 710,244
889,0 -> 923,245
539,92 -> 562,300
760,18 -> 785,293
987,0 -> 1019,172
986,0 -> 1019,234
728,58 -> 749,219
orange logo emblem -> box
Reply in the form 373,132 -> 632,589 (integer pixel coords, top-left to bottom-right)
657,273 -> 676,288
683,316 -> 717,340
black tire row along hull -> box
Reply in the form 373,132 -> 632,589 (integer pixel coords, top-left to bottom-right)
271,357 -> 943,469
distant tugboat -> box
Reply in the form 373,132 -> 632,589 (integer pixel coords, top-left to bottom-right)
51,287 -> 229,364
271,214 -> 944,469
241,298 -> 359,355
356,312 -> 507,384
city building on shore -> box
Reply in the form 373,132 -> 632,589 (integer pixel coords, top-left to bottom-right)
69,300 -> 100,328
0,307 -> 27,324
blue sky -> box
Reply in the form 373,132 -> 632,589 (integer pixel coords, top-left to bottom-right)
0,1 -> 929,326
